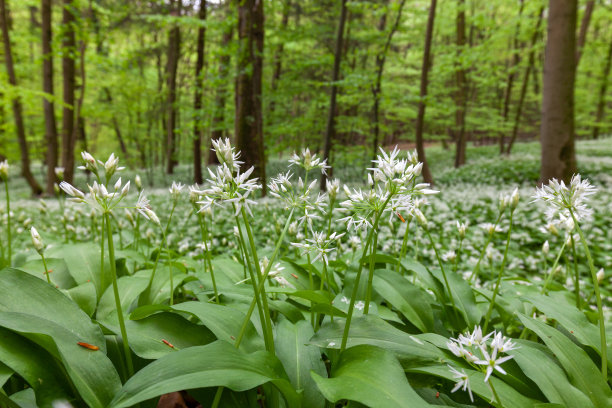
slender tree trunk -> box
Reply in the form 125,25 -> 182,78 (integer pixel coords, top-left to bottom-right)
371,0 -> 407,161
592,38 -> 612,139
499,0 -> 524,153
575,0 -> 594,65
209,18 -> 233,165
72,37 -> 87,161
165,0 -> 181,174
453,0 -> 468,168
1,0 -> 43,195
193,1 -> 206,184
414,0 -> 436,185
506,7 -> 544,155
236,0 -> 266,194
320,0 -> 348,190
61,0 -> 77,183
540,0 -> 577,184
103,88 -> 129,158
268,0 -> 290,116
41,0 -> 59,195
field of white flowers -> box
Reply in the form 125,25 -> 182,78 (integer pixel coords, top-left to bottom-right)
0,139 -> 610,408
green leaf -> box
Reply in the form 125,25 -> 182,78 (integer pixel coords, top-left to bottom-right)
0,268 -> 121,408
373,269 -> 434,332
518,314 -> 612,408
512,340 -> 594,407
401,258 -> 443,299
310,315 -> 445,366
108,340 -> 300,408
18,258 -> 76,288
64,281 -> 97,317
97,274 -> 150,320
275,319 -> 327,408
430,268 -> 481,327
311,344 -> 431,408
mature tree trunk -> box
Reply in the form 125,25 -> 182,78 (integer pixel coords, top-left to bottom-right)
414,0 -> 436,185
268,0 -> 290,116
41,0 -> 59,195
208,17 -> 233,165
499,0 -> 524,153
193,1 -> 206,184
236,0 -> 266,193
540,0 -> 577,184
165,0 -> 181,175
592,38 -> 612,139
320,0 -> 348,189
453,0 -> 468,168
371,0 -> 407,161
61,0 -> 77,183
1,0 -> 43,195
506,7 -> 544,155
575,0 -> 594,65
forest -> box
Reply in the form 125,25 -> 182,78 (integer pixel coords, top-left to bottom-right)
0,0 -> 611,408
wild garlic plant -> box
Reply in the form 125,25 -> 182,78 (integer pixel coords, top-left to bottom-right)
30,226 -> 50,284
1,160 -> 11,266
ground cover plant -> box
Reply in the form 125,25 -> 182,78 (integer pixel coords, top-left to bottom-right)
0,140 -> 611,408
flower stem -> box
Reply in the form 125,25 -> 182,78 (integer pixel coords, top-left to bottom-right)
4,181 -> 10,266
425,229 -> 458,321
489,380 -> 503,408
469,212 -> 503,283
396,219 -> 412,274
194,208 -> 219,304
570,235 -> 580,310
100,215 -> 106,294
363,229 -> 379,314
41,253 -> 51,284
104,212 -> 134,377
483,211 -> 514,333
570,210 -> 607,381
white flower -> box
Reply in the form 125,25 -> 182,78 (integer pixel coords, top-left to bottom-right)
533,174 -> 596,225
59,181 -> 85,201
456,326 -> 494,347
457,220 -> 468,239
99,153 -> 124,178
474,345 -> 514,382
291,231 -> 345,266
134,174 -> 143,190
0,160 -> 8,180
79,151 -> 97,172
212,137 -> 243,170
54,167 -> 65,180
448,365 -> 474,402
490,332 -> 519,353
288,148 -> 330,175
169,181 -> 184,201
31,227 -> 44,254
481,223 -> 502,235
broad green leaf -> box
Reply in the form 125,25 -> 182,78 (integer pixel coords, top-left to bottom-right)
311,344 -> 431,408
135,266 -> 190,305
170,301 -> 265,352
9,388 -> 37,408
401,258 -> 443,299
0,268 -> 121,408
410,365 -> 538,408
373,269 -> 434,332
101,311 -> 215,359
275,319 -> 326,408
0,361 -> 12,388
525,293 -> 612,368
0,327 -> 73,407
97,274 -> 150,320
512,340 -> 593,407
310,315 -> 445,366
64,281 -> 97,317
430,268 -> 481,327
108,340 -> 300,408
518,314 -> 612,408
19,258 -> 76,288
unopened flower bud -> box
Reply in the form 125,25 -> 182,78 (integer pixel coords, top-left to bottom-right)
597,268 -> 604,283
0,160 -> 8,180
31,227 -> 44,254
135,175 -> 143,191
414,208 -> 428,228
510,188 -> 519,210
542,240 -> 549,255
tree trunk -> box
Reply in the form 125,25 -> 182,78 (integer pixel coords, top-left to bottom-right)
540,0 -> 577,184
103,87 -> 129,158
453,0 -> 468,168
268,0 -> 290,116
414,0 -> 436,185
575,0 -> 594,65
41,0 -> 59,195
371,0 -> 407,161
236,0 -> 266,194
320,0 -> 348,190
506,7 -> 544,155
165,0 -> 181,175
61,0 -> 76,183
208,17 -> 233,165
499,0 -> 524,153
0,0 -> 43,195
193,1 -> 206,184
592,38 -> 612,139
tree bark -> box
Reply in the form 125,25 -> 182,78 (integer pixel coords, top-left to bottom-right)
575,0 -> 594,65
236,0 -> 266,194
208,17 -> 233,165
592,38 -> 612,139
193,1 -> 206,184
540,0 -> 577,184
320,0 -> 348,190
165,0 -> 181,174
0,0 -> 43,195
61,0 -> 77,183
268,0 -> 290,116
506,7 -> 544,155
499,0 -> 524,153
453,0 -> 468,168
414,0 -> 436,185
41,0 -> 59,195
371,0 -> 407,162
103,87 -> 129,158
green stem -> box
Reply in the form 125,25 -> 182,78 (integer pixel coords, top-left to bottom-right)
195,209 -> 219,304
489,380 -> 503,408
5,181 -> 11,266
104,212 -> 134,377
100,215 -> 106,293
396,219 -> 412,274
570,235 -> 580,310
570,210 -> 607,380
146,202 -> 176,291
41,253 -> 51,284
483,211 -> 514,333
363,228 -> 378,314
425,229 -> 458,319
469,212 -> 503,283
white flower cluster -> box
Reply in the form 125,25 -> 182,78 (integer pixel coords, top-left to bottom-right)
268,171 -> 325,217
291,231 -> 345,266
533,174 -> 596,229
446,326 -> 518,401
288,148 -> 330,175
195,138 -> 261,217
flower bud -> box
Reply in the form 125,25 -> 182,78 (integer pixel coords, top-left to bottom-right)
542,240 -> 549,255
135,175 -> 143,191
54,167 -> 64,181
30,227 -> 44,255
114,177 -> 122,192
597,268 -> 604,284
0,160 -> 8,180
510,188 -> 519,210
414,208 -> 428,228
